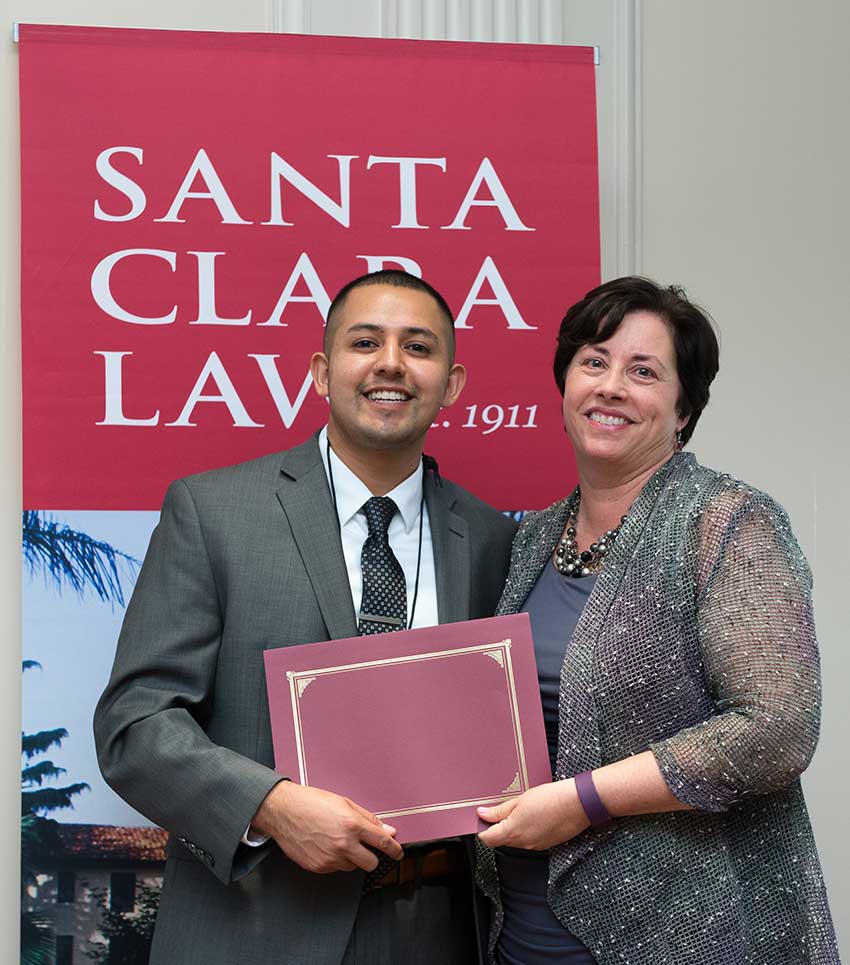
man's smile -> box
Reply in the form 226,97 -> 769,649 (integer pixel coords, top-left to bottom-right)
364,388 -> 414,403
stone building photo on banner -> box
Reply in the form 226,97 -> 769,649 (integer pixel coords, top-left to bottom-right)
18,24 -> 599,962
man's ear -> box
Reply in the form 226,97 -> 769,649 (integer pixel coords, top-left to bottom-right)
440,363 -> 467,408
310,352 -> 330,399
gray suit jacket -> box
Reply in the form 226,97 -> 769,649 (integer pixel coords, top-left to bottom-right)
94,435 -> 516,965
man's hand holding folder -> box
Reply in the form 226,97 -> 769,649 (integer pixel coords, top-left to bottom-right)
251,780 -> 403,873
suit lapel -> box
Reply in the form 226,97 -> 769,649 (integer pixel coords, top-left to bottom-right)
426,476 -> 470,624
275,437 -> 358,640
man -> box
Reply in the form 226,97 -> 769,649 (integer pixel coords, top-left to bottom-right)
94,270 -> 517,964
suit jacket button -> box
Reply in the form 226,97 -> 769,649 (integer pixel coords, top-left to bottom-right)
205,853 -> 215,868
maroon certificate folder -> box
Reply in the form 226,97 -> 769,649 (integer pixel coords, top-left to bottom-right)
264,613 -> 550,844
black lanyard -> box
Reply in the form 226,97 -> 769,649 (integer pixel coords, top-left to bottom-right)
326,436 -> 424,631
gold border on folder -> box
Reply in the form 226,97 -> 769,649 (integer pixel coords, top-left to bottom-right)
285,638 -> 529,817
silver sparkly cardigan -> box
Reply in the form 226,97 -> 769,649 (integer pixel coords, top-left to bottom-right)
476,453 -> 840,965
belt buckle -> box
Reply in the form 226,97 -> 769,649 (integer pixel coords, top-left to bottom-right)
371,855 -> 404,891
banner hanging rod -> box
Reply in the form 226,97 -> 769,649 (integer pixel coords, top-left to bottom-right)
11,23 -> 599,62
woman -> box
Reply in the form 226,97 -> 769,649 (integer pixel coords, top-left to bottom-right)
475,277 -> 839,965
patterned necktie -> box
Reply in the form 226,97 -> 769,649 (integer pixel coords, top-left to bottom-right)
358,496 -> 408,890
358,496 -> 407,635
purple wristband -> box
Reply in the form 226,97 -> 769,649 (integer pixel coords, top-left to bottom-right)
574,770 -> 612,830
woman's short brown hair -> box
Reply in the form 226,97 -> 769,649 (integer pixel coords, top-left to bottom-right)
553,276 -> 720,445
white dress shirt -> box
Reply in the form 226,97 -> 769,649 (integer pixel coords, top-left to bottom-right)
243,427 -> 439,845
318,426 -> 438,631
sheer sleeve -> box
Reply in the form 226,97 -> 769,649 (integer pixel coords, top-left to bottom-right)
652,491 -> 821,811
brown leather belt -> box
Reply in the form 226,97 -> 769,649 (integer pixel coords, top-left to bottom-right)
373,841 -> 468,889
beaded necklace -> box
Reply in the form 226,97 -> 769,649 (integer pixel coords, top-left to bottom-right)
554,491 -> 627,578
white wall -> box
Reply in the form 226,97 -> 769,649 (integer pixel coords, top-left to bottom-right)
2,1 -> 846,959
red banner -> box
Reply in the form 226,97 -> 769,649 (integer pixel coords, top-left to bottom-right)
20,25 -> 598,510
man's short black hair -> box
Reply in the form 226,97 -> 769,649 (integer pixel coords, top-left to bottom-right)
324,270 -> 456,362
553,276 -> 720,445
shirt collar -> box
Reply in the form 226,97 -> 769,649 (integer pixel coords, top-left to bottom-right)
318,427 -> 423,533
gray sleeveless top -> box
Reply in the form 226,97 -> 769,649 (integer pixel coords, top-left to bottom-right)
520,562 -> 596,775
